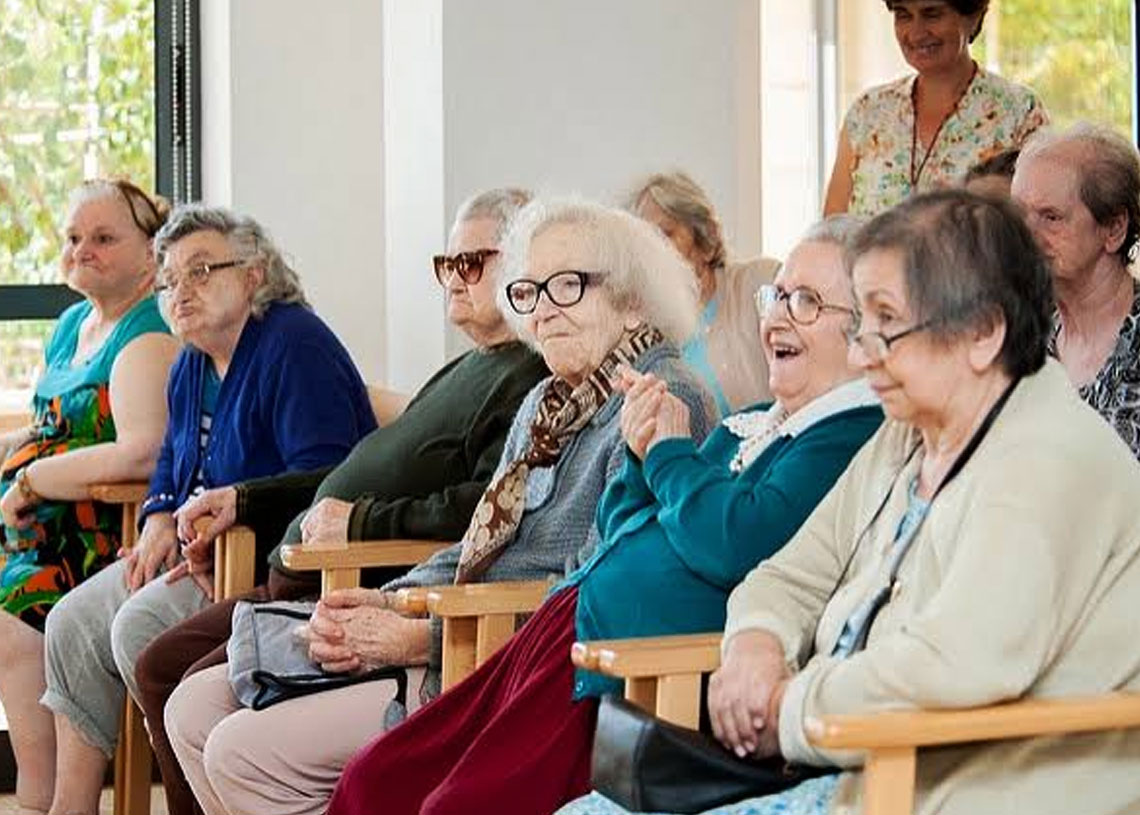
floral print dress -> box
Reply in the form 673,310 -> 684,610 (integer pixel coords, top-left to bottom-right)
844,65 -> 1048,216
0,296 -> 169,629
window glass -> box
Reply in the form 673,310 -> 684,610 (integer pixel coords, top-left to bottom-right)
0,0 -> 154,411
974,0 -> 1134,134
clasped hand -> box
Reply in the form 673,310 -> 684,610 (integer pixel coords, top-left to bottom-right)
297,588 -> 430,674
708,630 -> 790,759
617,366 -> 692,460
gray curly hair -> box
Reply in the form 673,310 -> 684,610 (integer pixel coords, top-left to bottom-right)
153,204 -> 308,318
497,198 -> 699,346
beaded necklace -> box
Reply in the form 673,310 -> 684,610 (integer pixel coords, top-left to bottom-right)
908,61 -> 978,189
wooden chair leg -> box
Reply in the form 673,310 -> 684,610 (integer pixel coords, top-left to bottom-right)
624,676 -> 658,715
655,673 -> 702,730
113,698 -> 152,815
441,617 -> 478,691
863,746 -> 916,815
474,613 -> 516,665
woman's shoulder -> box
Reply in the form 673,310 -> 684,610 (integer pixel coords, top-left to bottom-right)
846,75 -> 913,119
974,66 -> 1044,108
722,257 -> 780,296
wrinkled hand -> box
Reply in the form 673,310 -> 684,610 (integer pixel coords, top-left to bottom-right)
164,536 -> 215,600
298,599 -> 428,674
299,498 -> 353,543
617,366 -> 668,460
122,512 -> 179,592
0,482 -> 35,529
645,391 -> 691,452
708,630 -> 791,758
173,487 -> 237,548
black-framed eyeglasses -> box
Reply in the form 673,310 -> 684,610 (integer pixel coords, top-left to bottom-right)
504,270 -> 604,315
846,320 -> 934,363
755,284 -> 855,326
155,259 -> 248,295
433,249 -> 499,286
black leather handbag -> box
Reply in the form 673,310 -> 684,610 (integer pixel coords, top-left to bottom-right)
590,695 -> 829,814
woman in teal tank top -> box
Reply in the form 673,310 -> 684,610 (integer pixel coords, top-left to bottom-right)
0,180 -> 178,630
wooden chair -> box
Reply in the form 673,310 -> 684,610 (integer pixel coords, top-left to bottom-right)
278,543 -> 550,691
90,484 -> 260,815
571,633 -> 1140,815
393,580 -> 552,690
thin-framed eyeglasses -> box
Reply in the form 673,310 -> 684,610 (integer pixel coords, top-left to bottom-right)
432,249 -> 499,286
846,320 -> 934,363
755,284 -> 856,326
504,270 -> 604,315
155,259 -> 248,295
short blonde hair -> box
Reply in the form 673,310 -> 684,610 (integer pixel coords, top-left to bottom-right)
497,198 -> 699,346
626,171 -> 726,271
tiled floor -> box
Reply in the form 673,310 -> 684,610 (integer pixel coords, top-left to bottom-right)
0,786 -> 169,815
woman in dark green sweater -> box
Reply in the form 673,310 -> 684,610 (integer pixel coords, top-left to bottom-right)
327,215 -> 884,815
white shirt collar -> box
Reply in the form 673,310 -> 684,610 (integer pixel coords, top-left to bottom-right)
724,378 -> 879,473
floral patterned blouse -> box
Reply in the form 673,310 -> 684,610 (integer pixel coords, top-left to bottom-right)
844,65 -> 1048,216
1049,279 -> 1140,460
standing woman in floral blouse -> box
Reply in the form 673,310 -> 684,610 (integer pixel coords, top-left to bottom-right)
824,0 -> 1047,216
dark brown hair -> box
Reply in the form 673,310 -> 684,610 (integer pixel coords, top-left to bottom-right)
885,1 -> 990,43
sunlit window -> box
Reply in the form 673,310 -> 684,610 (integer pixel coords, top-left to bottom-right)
0,0 -> 155,411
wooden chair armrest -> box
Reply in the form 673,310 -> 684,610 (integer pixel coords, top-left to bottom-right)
280,539 -> 450,595
571,632 -> 723,678
279,540 -> 450,571
192,519 -> 258,600
425,580 -> 553,617
90,482 -> 149,504
393,587 -> 429,615
0,413 -> 32,433
807,691 -> 1140,751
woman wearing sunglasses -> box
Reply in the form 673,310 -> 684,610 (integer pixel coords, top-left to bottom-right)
323,215 -> 882,815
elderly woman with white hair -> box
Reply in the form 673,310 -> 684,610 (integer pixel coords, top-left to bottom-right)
37,204 -> 376,815
161,198 -> 717,815
1011,122 -> 1140,457
324,215 -> 883,815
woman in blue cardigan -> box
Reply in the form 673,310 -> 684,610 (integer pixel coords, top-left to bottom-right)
35,204 -> 376,815
326,216 -> 883,815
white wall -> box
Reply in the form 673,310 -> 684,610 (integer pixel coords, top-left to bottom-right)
434,0 -> 761,358
201,1 -> 763,389
200,0 -> 387,384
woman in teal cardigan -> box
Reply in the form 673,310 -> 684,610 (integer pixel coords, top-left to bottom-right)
326,216 -> 883,815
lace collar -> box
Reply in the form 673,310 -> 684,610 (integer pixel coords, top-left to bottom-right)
725,378 -> 879,473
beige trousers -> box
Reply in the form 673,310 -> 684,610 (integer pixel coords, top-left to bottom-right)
165,662 -> 424,815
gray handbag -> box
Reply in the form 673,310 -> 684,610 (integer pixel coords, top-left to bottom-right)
227,599 -> 407,713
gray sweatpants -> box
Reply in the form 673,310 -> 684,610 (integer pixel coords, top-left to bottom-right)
41,557 -> 210,756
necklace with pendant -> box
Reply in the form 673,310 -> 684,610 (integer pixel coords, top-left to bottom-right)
909,61 -> 978,190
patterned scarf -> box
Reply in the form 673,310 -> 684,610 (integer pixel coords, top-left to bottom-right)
454,323 -> 664,583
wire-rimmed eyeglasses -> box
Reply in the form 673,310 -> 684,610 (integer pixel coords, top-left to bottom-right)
755,284 -> 856,325
155,259 -> 248,295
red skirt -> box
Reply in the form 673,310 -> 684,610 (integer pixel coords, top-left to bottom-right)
328,586 -> 597,815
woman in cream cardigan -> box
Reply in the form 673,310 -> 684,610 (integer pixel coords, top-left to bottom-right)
566,190 -> 1140,815
629,171 -> 779,413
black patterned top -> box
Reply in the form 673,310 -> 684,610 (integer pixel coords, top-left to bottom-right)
1049,279 -> 1140,459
